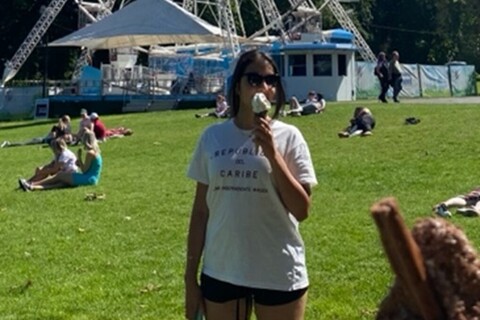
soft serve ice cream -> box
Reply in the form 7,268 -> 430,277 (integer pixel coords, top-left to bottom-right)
251,92 -> 271,117
251,93 -> 271,154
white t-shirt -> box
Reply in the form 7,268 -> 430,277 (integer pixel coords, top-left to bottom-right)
57,149 -> 78,172
187,119 -> 317,291
79,118 -> 92,131
215,101 -> 229,117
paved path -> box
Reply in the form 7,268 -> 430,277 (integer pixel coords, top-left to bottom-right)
401,96 -> 480,104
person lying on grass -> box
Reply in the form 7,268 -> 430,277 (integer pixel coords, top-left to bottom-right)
195,94 -> 230,119
19,129 -> 102,191
1,115 -> 73,148
21,137 -> 78,185
89,112 -> 134,142
338,106 -> 376,138
433,187 -> 480,218
284,91 -> 326,116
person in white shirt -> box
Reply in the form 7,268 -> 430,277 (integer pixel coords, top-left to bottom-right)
20,138 -> 78,185
195,94 -> 230,119
388,51 -> 403,103
185,49 -> 317,320
74,108 -> 94,143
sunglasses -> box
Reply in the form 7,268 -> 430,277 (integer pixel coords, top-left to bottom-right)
243,73 -> 279,87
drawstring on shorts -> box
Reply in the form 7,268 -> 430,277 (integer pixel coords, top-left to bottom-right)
236,296 -> 251,320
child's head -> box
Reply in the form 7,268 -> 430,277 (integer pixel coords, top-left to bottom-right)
228,49 -> 285,118
61,115 -> 71,124
50,138 -> 68,155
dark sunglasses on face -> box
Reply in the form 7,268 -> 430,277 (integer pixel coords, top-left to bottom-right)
243,73 -> 279,87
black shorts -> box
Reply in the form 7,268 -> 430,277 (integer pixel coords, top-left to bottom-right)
200,273 -> 307,306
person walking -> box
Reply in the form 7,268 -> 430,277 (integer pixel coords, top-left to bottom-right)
389,51 -> 403,103
374,52 -> 389,103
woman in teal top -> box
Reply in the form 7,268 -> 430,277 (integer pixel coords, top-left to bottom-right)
20,130 -> 102,191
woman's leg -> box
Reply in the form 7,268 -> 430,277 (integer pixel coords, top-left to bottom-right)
255,292 -> 307,320
28,164 -> 57,182
379,80 -> 389,102
28,169 -> 51,183
434,196 -> 467,217
289,97 -> 302,114
393,77 -> 403,102
30,172 -> 74,190
16,137 -> 45,146
204,298 -> 252,320
443,197 -> 467,208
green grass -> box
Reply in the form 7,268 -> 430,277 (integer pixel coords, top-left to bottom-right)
1,100 -> 480,319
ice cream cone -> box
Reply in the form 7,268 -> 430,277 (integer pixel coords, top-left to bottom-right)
251,93 -> 271,154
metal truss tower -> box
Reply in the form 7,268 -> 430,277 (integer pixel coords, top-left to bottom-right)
1,0 -> 69,87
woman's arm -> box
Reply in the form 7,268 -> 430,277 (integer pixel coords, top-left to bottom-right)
77,150 -> 94,173
253,118 -> 311,222
185,182 -> 209,282
185,182 -> 209,320
268,152 -> 311,222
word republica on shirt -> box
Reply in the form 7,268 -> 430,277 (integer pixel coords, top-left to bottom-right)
213,147 -> 260,158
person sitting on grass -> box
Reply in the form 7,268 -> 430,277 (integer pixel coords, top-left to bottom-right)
338,106 -> 376,138
19,129 -> 102,191
1,115 -> 73,148
73,108 -> 93,144
284,90 -> 326,116
89,112 -> 107,142
89,112 -> 133,142
22,138 -> 78,185
195,94 -> 230,119
433,187 -> 480,218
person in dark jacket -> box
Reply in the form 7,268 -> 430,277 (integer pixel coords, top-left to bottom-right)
338,107 -> 376,138
374,51 -> 390,103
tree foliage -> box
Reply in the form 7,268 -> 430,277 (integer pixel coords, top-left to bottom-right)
0,0 -> 478,83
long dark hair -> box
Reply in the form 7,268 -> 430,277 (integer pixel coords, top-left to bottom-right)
227,49 -> 286,119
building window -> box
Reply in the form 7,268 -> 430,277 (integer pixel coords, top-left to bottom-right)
313,54 -> 332,76
338,54 -> 347,76
288,55 -> 306,76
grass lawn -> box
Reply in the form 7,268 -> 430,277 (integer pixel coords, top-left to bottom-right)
1,100 -> 479,319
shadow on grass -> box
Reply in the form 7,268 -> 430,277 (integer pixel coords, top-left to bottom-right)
0,119 -> 56,131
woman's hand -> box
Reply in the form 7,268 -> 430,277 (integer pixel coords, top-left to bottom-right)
185,280 -> 204,320
253,116 -> 275,159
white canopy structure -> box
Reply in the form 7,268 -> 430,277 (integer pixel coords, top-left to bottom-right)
49,0 -> 229,49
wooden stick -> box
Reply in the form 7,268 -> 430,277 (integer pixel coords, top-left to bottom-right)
370,197 -> 444,320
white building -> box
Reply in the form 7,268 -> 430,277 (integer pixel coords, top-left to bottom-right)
271,29 -> 357,101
